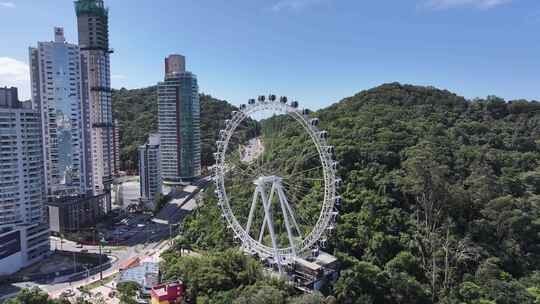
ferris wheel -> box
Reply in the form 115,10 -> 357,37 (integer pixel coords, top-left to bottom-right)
212,95 -> 341,274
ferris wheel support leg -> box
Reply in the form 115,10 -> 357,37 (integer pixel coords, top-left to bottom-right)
260,183 -> 284,275
258,216 -> 266,243
277,183 -> 297,257
245,188 -> 260,239
278,185 -> 302,237
257,183 -> 276,243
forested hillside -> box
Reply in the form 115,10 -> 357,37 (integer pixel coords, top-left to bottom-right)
173,83 -> 540,303
112,87 -> 256,172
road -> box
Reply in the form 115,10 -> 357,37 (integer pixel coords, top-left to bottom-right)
241,137 -> 264,163
13,220 -> 175,298
4,180 -> 209,302
15,239 -> 170,298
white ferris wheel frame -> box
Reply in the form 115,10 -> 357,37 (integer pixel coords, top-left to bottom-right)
212,96 -> 340,266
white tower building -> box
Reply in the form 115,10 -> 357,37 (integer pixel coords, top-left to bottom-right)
0,91 -> 50,275
29,27 -> 89,196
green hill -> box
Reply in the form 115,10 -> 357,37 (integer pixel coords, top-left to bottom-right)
170,83 -> 540,303
112,87 -> 257,173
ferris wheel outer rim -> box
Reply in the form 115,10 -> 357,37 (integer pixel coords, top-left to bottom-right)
212,99 -> 338,260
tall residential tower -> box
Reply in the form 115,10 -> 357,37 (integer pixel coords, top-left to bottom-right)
0,90 -> 50,275
29,27 -> 88,196
75,0 -> 113,209
158,55 -> 201,187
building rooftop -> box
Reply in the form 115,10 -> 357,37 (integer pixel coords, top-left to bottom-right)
313,251 -> 338,266
151,281 -> 184,302
75,0 -> 108,17
118,262 -> 159,290
46,193 -> 106,206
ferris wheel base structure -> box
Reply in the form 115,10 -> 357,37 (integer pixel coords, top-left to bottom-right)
212,94 -> 342,283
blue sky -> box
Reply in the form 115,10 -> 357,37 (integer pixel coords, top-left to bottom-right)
0,0 -> 539,109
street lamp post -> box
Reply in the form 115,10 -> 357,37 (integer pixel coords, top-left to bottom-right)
73,251 -> 77,272
98,232 -> 107,281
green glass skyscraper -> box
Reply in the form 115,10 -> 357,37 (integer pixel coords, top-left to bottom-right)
158,55 -> 201,187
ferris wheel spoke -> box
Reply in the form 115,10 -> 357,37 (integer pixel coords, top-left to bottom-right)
277,185 -> 303,241
280,165 -> 323,180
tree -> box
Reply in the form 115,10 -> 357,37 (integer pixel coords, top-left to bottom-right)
5,288 -> 57,304
116,282 -> 140,304
334,260 -> 385,303
233,285 -> 286,304
401,143 -> 477,301
289,293 -> 337,304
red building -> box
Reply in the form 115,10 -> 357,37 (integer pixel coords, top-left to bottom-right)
150,281 -> 184,304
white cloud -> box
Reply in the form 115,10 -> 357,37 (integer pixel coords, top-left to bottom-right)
111,74 -> 127,80
0,2 -> 15,8
0,57 -> 30,100
271,0 -> 323,12
423,0 -> 511,10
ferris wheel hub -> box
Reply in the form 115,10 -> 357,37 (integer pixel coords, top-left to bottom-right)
253,175 -> 282,185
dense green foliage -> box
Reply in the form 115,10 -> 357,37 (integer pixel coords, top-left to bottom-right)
112,87 -> 257,172
116,281 -> 140,304
177,83 -> 540,303
160,248 -> 336,303
5,288 -> 92,304
5,288 -> 58,304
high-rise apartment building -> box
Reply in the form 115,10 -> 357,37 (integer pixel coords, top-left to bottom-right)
139,134 -> 161,209
75,0 -> 113,210
0,93 -> 49,275
158,55 -> 201,187
29,27 -> 89,196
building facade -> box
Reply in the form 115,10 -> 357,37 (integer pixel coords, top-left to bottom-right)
112,119 -> 121,177
151,282 -> 185,304
139,134 -> 161,209
158,55 -> 201,187
29,27 -> 89,196
0,95 -> 49,275
75,0 -> 113,211
47,194 -> 107,234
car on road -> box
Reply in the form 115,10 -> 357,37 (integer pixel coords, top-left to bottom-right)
76,243 -> 83,248
81,249 -> 88,253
